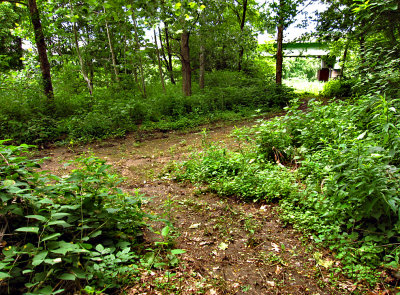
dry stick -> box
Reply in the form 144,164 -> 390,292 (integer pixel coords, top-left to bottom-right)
0,215 -> 9,243
0,152 -> 10,166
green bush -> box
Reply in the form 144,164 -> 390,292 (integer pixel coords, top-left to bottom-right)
0,142 -> 146,294
321,79 -> 355,98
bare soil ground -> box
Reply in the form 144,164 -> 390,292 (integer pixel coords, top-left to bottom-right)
39,119 -> 381,295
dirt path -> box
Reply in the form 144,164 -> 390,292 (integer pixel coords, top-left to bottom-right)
40,120 -> 361,295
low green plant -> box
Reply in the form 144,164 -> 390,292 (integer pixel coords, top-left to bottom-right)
0,141 -> 147,294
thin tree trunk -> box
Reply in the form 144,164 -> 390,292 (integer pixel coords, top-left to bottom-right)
276,25 -> 284,85
27,0 -> 54,105
340,40 -> 349,80
238,0 -> 248,71
72,21 -> 93,94
16,37 -> 23,69
159,26 -> 176,84
181,31 -> 191,96
276,0 -> 284,85
199,43 -> 205,89
154,30 -> 166,93
131,10 -> 146,97
104,10 -> 119,82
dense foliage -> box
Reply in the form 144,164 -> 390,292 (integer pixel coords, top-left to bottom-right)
0,70 -> 294,144
1,0 -> 400,292
0,141 -> 183,294
177,94 -> 400,283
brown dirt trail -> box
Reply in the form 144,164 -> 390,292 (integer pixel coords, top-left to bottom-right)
40,120 -> 368,295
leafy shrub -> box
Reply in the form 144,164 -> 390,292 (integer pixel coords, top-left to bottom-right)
177,140 -> 297,202
321,79 -> 355,98
0,141 -> 146,294
256,95 -> 400,283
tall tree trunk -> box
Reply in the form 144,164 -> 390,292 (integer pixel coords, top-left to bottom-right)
154,30 -> 166,93
131,10 -> 146,97
275,0 -> 284,85
104,10 -> 119,82
181,31 -> 191,96
340,40 -> 350,80
72,21 -> 93,94
27,0 -> 54,105
199,43 -> 205,89
276,25 -> 284,85
238,0 -> 248,72
16,37 -> 23,69
159,26 -> 176,84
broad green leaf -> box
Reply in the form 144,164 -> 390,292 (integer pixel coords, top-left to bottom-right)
161,226 -> 170,237
2,180 -> 15,187
51,212 -> 71,220
0,272 -> 11,279
59,273 -> 76,281
22,269 -> 34,274
26,215 -> 47,222
171,249 -> 186,255
15,227 -> 39,234
48,220 -> 72,227
42,233 -> 61,242
95,244 -> 104,252
36,286 -> 53,295
32,251 -> 48,266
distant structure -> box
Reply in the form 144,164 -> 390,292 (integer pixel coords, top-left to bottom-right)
266,42 -> 341,81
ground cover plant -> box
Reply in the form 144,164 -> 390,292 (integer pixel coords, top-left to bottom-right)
0,140 -> 183,294
175,94 -> 400,287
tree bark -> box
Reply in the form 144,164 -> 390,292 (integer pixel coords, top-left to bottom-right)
27,0 -> 54,104
276,25 -> 284,85
238,0 -> 248,72
159,26 -> 176,84
154,30 -> 166,93
340,40 -> 349,80
199,43 -> 205,89
275,0 -> 284,85
131,10 -> 146,97
180,31 -> 191,96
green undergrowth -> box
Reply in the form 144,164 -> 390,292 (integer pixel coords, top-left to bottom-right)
0,71 -> 294,145
0,141 -> 183,294
174,95 -> 400,285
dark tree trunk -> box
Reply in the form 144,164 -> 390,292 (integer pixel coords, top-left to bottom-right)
180,31 -> 191,96
131,10 -> 146,97
16,37 -> 23,69
163,26 -> 176,84
238,0 -> 248,72
275,0 -> 284,85
27,0 -> 54,104
340,40 -> 349,80
154,30 -> 166,93
276,25 -> 284,85
199,43 -> 205,89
